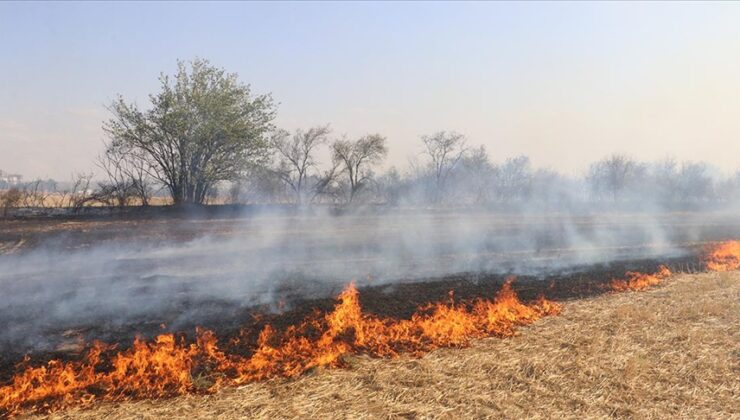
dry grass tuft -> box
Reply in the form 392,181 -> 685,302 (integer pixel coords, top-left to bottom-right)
37,272 -> 739,419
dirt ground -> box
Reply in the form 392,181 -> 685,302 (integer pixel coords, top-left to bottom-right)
33,270 -> 738,420
3,209 -> 740,255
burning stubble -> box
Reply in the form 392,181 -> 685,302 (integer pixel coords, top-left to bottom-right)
0,242 -> 737,416
703,240 -> 740,272
1,278 -> 559,416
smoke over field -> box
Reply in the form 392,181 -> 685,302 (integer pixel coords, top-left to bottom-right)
0,210 -> 738,416
2,209 -> 740,358
5,1 -> 740,417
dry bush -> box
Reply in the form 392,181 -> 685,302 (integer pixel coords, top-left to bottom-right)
0,188 -> 22,217
19,180 -> 52,208
66,173 -> 94,211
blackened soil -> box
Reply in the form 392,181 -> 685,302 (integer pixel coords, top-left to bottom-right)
0,253 -> 702,384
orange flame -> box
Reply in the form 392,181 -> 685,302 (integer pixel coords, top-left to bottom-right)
609,265 -> 672,292
704,241 -> 740,272
0,279 -> 560,417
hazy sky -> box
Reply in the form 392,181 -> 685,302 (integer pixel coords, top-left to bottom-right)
2,1 -> 740,180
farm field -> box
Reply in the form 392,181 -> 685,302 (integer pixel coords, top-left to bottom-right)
3,209 -> 740,255
25,270 -> 740,419
1,210 -> 739,417
1,210 -> 739,355
4,2 -> 740,418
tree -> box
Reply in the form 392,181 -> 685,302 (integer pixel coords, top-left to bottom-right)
104,58 -> 276,206
331,134 -> 388,203
730,171 -> 740,202
728,170 -> 740,203
67,173 -> 94,211
230,165 -> 289,204
587,154 -> 644,202
455,145 -> 495,205
649,157 -> 679,203
375,166 -> 404,206
19,179 -> 53,208
421,131 -> 467,203
675,162 -> 713,204
496,155 -> 532,202
530,168 -> 572,207
97,144 -> 154,206
270,126 -> 338,205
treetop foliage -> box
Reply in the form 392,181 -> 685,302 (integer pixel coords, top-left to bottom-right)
104,58 -> 276,205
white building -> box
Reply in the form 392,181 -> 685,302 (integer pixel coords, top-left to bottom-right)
0,170 -> 23,185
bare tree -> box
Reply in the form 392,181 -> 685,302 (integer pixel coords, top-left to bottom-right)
675,162 -> 713,204
456,145 -> 495,205
96,153 -> 137,207
728,170 -> 740,203
20,180 -> 52,208
97,144 -> 155,206
421,131 -> 467,203
649,157 -> 679,203
374,166 -> 404,206
120,148 -> 155,206
529,168 -> 572,207
230,166 -> 289,204
496,155 -> 532,202
331,134 -> 387,203
271,126 -> 338,205
68,173 -> 94,211
587,154 -> 644,202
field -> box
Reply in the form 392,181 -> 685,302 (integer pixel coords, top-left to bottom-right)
1,210 -> 739,418
33,270 -> 740,419
6,1 -> 740,418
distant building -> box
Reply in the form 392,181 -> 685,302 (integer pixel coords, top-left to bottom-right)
0,170 -> 23,185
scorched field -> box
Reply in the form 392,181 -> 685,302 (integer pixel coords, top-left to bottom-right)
0,210 -> 739,418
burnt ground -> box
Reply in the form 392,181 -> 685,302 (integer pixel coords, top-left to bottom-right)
0,208 -> 737,385
3,206 -> 740,254
0,252 -> 703,384
51,271 -> 737,419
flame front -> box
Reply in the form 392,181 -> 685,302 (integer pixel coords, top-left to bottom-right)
0,279 -> 561,416
0,263 -> 685,417
609,265 -> 672,292
704,240 -> 740,272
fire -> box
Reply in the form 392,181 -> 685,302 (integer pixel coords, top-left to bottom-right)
0,262 -> 687,417
609,265 -> 672,292
704,240 -> 740,272
0,279 -> 560,417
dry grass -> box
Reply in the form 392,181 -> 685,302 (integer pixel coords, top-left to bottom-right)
8,193 -> 175,208
0,191 -> 234,208
35,271 -> 739,419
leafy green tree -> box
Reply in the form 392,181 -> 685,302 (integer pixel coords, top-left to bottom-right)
104,58 -> 276,205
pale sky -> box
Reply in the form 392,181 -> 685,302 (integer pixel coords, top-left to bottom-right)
2,1 -> 740,180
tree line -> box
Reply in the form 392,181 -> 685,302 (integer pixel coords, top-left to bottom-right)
3,58 -> 740,213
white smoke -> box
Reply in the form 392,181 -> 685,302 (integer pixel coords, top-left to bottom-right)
0,206 -> 737,354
